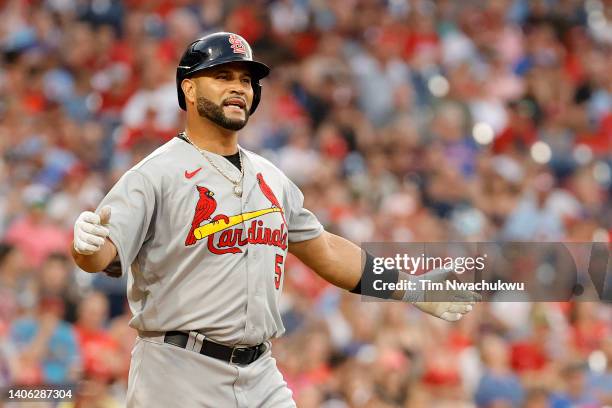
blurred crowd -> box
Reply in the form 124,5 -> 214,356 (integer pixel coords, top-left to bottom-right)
0,0 -> 611,406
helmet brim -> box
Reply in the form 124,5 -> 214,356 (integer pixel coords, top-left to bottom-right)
180,58 -> 270,81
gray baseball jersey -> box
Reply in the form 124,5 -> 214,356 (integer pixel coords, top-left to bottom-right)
96,136 -> 323,346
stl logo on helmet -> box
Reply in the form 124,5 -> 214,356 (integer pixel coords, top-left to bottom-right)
228,34 -> 247,55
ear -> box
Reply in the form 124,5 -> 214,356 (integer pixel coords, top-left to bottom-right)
182,79 -> 196,106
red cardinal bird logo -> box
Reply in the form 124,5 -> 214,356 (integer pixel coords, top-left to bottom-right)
185,186 -> 217,246
256,173 -> 287,226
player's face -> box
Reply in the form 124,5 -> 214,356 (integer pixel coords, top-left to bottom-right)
192,63 -> 254,131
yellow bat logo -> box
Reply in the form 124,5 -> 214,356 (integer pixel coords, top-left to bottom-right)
193,208 -> 282,240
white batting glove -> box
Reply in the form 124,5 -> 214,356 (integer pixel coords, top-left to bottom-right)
405,268 -> 480,322
73,206 -> 111,255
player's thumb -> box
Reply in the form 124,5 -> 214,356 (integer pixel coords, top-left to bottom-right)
98,206 -> 112,225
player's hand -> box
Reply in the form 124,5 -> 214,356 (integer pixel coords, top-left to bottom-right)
73,207 -> 111,255
409,268 -> 480,322
412,301 -> 475,322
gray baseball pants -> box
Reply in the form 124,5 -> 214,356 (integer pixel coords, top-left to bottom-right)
126,334 -> 296,407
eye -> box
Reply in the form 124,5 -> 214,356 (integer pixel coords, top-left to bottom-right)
216,73 -> 228,80
242,77 -> 252,85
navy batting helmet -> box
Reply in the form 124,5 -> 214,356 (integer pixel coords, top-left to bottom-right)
176,32 -> 270,114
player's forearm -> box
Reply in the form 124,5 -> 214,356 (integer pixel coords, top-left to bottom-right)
289,231 -> 363,290
290,232 -> 417,301
71,238 -> 117,272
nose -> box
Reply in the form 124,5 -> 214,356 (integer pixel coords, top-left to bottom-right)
229,78 -> 249,94
229,84 -> 247,95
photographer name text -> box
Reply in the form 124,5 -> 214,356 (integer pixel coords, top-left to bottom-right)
374,279 -> 525,292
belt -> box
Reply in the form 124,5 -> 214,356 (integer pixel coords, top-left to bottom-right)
163,331 -> 266,365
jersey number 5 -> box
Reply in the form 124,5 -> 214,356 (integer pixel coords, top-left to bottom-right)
274,254 -> 284,290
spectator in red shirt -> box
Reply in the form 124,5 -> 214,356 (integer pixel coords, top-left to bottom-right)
74,292 -> 122,382
569,302 -> 609,357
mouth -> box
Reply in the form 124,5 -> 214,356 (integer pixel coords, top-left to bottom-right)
223,98 -> 246,111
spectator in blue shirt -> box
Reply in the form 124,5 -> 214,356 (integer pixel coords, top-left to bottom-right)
475,334 -> 524,407
9,296 -> 80,385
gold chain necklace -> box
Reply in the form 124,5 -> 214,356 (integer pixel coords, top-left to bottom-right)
181,131 -> 244,197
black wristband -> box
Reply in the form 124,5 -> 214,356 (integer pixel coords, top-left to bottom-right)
350,252 -> 399,299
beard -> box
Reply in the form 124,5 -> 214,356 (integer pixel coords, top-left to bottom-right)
196,96 -> 249,131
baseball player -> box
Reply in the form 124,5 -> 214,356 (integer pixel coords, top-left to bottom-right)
71,32 -> 477,407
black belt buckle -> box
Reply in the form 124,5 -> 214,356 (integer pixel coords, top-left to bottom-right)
230,346 -> 254,365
